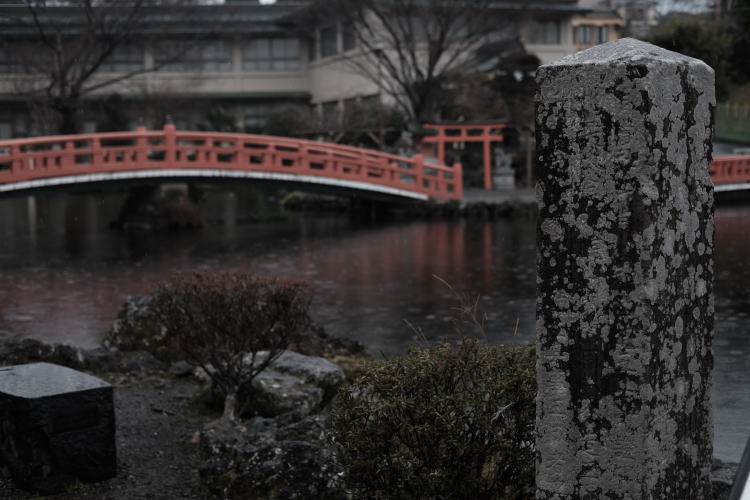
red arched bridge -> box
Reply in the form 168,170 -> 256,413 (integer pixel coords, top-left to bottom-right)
711,156 -> 750,193
1,124 -> 748,200
0,124 -> 463,201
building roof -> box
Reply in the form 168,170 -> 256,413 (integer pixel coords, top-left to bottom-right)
0,3 -> 310,36
292,0 -> 590,24
0,0 -> 593,37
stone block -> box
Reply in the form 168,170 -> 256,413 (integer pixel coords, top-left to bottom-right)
248,369 -> 323,418
253,350 -> 345,398
0,362 -> 116,495
492,167 -> 515,189
535,38 -> 715,498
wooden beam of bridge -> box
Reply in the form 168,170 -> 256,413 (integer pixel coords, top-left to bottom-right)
0,125 -> 463,200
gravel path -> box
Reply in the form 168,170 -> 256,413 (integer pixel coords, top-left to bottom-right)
0,375 -> 213,500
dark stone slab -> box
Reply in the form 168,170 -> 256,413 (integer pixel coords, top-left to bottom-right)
0,362 -> 116,495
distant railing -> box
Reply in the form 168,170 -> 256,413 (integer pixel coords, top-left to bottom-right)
711,155 -> 750,189
0,125 -> 463,200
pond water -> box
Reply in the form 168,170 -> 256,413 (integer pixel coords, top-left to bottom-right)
0,186 -> 748,461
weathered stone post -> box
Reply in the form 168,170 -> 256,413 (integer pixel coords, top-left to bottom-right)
535,38 -> 715,498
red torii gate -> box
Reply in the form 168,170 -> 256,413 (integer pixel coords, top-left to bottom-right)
421,122 -> 507,190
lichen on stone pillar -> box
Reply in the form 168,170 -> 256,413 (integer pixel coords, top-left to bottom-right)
535,38 -> 715,499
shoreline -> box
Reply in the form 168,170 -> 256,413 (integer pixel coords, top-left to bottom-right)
282,186 -> 537,218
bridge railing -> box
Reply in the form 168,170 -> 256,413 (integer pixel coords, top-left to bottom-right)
711,155 -> 750,186
0,125 -> 463,200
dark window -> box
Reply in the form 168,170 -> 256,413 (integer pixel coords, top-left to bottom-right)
579,25 -> 591,44
343,97 -> 358,111
0,42 -> 37,73
307,37 -> 317,61
0,45 -> 20,73
321,26 -> 338,58
598,26 -> 609,44
243,38 -> 301,71
156,39 -> 232,72
342,23 -> 356,52
360,95 -> 380,109
201,41 -> 233,71
272,38 -> 301,70
245,39 -> 271,70
528,20 -> 561,45
243,103 -> 275,128
100,43 -> 144,73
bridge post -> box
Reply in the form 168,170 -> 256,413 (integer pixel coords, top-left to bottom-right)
134,125 -> 147,165
9,144 -> 21,174
233,134 -> 244,168
91,136 -> 103,166
164,123 -> 177,167
61,141 -> 74,169
412,154 -> 424,188
535,39 -> 715,498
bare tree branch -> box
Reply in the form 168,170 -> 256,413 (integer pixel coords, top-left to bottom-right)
312,0 -> 525,123
0,0 -> 204,134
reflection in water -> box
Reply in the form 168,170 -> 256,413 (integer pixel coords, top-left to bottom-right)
1,189 -> 749,461
711,207 -> 750,462
0,188 -> 537,352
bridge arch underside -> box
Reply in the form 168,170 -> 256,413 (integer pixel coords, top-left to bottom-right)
0,169 -> 431,203
713,183 -> 750,204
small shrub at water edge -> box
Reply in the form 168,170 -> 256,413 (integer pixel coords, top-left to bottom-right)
329,339 -> 536,500
149,272 -> 312,420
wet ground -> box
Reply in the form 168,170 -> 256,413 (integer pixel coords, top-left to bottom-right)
0,375 -> 211,500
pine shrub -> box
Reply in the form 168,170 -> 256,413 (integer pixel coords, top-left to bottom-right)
329,339 -> 536,500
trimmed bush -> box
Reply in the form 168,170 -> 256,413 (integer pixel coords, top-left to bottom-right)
148,272 -> 313,419
329,339 -> 535,500
104,295 -> 174,359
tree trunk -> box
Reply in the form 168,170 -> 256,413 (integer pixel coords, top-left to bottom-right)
52,99 -> 82,135
221,390 -> 237,422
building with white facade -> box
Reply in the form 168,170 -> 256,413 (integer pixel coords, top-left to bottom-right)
579,0 -> 658,37
0,0 -> 623,138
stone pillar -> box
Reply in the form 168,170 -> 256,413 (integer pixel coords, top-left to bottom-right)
535,38 -> 715,498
